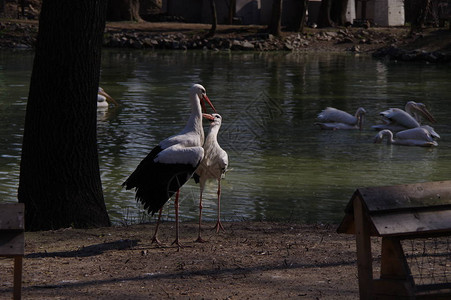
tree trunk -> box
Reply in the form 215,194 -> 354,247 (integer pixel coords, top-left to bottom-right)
18,0 -> 111,231
331,0 -> 349,26
166,0 -> 173,14
107,0 -> 141,21
227,0 -> 236,24
268,0 -> 282,36
0,0 -> 4,17
19,0 -> 26,18
206,0 -> 217,38
411,0 -> 432,32
340,0 -> 349,25
293,0 -> 309,33
317,0 -> 333,28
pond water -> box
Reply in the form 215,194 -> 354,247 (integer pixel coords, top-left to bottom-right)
1,49 -> 450,225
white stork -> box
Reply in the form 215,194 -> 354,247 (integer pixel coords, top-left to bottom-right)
122,84 -> 216,247
373,127 -> 438,147
97,87 -> 119,108
192,113 -> 229,242
315,107 -> 366,130
372,101 -> 436,132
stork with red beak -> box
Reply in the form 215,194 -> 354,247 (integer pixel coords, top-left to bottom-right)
193,113 -> 229,242
122,84 -> 216,248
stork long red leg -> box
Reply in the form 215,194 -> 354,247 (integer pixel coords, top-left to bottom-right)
213,179 -> 225,232
171,189 -> 184,249
151,208 -> 163,246
195,189 -> 206,243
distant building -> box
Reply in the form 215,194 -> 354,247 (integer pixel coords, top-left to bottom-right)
162,0 -> 405,27
356,0 -> 405,26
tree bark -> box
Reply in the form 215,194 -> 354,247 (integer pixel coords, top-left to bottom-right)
317,0 -> 333,28
293,0 -> 308,33
331,0 -> 349,26
227,0 -> 236,24
18,0 -> 111,230
268,0 -> 282,36
411,0 -> 432,32
206,0 -> 217,38
166,0 -> 173,14
19,0 -> 26,18
107,0 -> 141,21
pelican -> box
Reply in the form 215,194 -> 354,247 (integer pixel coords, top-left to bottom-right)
373,128 -> 438,147
419,125 -> 440,139
315,107 -> 366,130
122,84 -> 216,247
98,87 -> 119,108
193,113 -> 229,242
372,101 -> 436,131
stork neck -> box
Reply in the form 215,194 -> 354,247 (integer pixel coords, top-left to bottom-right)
207,124 -> 220,140
182,94 -> 203,136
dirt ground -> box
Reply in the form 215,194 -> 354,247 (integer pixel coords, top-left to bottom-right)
0,221 -> 383,299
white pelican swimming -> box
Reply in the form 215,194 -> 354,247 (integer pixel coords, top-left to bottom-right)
97,87 -> 118,108
372,101 -> 436,131
373,128 -> 438,147
418,125 -> 440,139
315,107 -> 366,130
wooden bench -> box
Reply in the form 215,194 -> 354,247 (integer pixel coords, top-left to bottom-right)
338,181 -> 451,299
0,203 -> 25,300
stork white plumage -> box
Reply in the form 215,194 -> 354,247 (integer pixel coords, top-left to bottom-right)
315,107 -> 366,130
122,84 -> 216,248
193,113 -> 228,242
372,101 -> 436,131
97,87 -> 118,108
373,127 -> 438,147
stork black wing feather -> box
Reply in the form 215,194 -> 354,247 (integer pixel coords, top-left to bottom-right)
122,145 -> 163,190
123,145 -> 199,215
192,173 -> 200,184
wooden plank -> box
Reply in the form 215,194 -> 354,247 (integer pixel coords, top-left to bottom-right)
353,196 -> 374,300
371,210 -> 451,237
0,232 -> 25,256
337,190 -> 380,236
13,256 -> 22,300
372,279 -> 415,299
380,238 -> 414,282
0,203 -> 25,230
416,283 -> 451,299
336,214 -> 355,234
356,181 -> 451,213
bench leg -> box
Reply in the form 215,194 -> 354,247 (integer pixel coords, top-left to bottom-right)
13,256 -> 22,300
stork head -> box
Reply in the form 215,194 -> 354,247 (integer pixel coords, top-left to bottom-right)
190,84 -> 216,113
406,101 -> 436,124
203,113 -> 222,126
